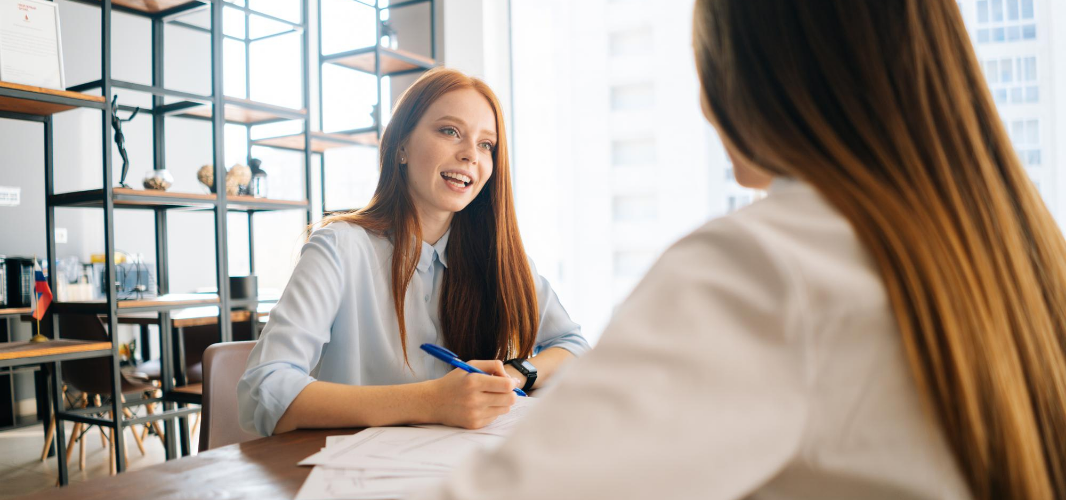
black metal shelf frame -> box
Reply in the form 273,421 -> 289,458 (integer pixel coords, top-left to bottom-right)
63,0 -> 207,21
0,0 -> 315,486
314,0 -> 436,214
0,86 -> 106,112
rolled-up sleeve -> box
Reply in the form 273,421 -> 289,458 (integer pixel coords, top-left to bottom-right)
529,258 -> 591,357
237,226 -> 346,436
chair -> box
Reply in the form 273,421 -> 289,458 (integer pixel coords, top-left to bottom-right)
132,319 -> 255,447
47,314 -> 164,475
198,341 -> 259,451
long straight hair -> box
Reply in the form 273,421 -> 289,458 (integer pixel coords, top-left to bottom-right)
693,1 -> 1066,498
316,68 -> 538,365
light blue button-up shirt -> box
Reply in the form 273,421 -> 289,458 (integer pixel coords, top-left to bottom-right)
237,222 -> 590,436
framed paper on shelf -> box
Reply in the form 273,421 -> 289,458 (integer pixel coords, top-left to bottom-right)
0,0 -> 65,90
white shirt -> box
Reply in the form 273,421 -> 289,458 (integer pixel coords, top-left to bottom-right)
412,179 -> 972,500
237,223 -> 590,436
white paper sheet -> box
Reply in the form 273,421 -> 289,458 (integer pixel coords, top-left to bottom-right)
301,426 -> 503,470
295,466 -> 444,500
297,398 -> 540,499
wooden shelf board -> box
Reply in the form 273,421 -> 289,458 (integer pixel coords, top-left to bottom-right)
113,188 -> 217,208
51,188 -> 216,209
329,48 -> 434,75
113,187 -> 214,201
0,340 -> 111,362
111,0 -> 204,14
52,294 -> 220,313
0,81 -> 105,116
177,101 -> 306,125
253,131 -> 378,152
228,196 -> 306,206
113,305 -> 269,328
51,188 -> 306,212
0,308 -> 32,317
118,294 -> 219,309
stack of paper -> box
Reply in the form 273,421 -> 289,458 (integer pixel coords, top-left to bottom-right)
295,397 -> 539,500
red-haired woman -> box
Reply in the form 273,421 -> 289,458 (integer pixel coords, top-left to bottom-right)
237,68 -> 589,436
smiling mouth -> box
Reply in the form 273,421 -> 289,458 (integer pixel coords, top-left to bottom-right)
441,172 -> 472,188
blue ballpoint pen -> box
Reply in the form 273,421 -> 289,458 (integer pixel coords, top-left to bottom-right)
420,343 -> 527,397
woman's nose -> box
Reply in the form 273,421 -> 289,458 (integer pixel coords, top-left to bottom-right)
457,141 -> 477,163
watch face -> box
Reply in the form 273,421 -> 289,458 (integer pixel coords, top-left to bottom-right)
519,360 -> 536,372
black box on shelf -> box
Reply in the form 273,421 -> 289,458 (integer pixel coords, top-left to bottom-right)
0,257 -> 35,308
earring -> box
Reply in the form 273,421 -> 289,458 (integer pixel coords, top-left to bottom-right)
400,156 -> 407,164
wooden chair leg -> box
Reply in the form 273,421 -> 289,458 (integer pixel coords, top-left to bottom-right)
95,395 -> 106,448
122,427 -> 129,470
191,412 -> 200,436
79,425 -> 86,471
62,394 -> 89,465
144,401 -> 165,443
41,385 -> 69,461
39,414 -> 55,461
108,412 -> 116,476
64,422 -> 81,464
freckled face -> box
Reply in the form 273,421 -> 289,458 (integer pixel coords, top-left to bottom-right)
401,88 -> 498,217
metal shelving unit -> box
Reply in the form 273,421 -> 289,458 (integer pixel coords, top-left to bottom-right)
0,0 -> 312,485
251,0 -> 437,214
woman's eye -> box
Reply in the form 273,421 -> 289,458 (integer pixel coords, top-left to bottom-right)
479,142 -> 494,151
440,127 -> 458,137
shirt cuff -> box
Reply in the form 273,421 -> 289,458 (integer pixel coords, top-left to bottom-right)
251,366 -> 316,436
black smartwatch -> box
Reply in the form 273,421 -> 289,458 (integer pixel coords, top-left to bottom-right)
506,358 -> 538,392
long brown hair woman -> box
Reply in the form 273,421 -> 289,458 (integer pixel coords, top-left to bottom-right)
237,68 -> 589,436
413,1 -> 1066,499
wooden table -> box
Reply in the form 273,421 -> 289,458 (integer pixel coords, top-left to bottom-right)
19,428 -> 358,500
0,340 -> 112,369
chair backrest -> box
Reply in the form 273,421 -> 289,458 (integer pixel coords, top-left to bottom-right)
58,313 -> 153,395
198,341 -> 259,451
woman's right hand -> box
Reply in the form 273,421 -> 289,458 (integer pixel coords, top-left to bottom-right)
426,360 -> 519,429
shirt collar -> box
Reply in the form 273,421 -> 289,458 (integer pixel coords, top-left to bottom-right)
416,228 -> 451,272
768,176 -> 797,193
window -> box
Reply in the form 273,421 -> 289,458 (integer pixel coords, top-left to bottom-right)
609,28 -> 653,57
611,138 -> 656,166
974,0 -> 1035,43
1021,0 -> 1034,18
984,55 -> 1038,104
613,250 -> 656,278
1009,119 -> 1041,166
613,195 -> 657,223
610,83 -> 654,111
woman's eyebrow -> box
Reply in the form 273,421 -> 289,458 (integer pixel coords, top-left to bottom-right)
435,115 -> 497,139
